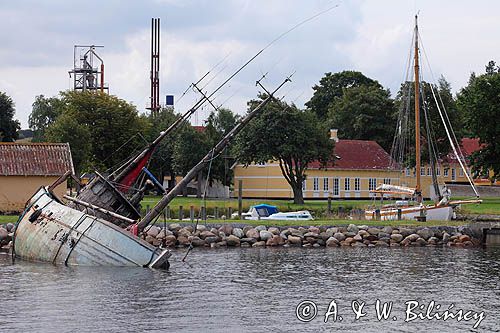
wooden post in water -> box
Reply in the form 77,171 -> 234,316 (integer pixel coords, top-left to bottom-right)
238,180 -> 243,220
179,205 -> 184,221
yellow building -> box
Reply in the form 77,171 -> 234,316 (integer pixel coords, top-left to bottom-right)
0,143 -> 74,213
232,135 -> 474,200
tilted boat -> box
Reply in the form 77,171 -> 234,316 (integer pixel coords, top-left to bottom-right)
12,78 -> 289,267
365,16 -> 481,221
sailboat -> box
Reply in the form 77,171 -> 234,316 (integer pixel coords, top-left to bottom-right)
365,15 -> 481,221
12,78 -> 289,267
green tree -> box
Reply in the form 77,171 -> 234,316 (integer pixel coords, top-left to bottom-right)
234,95 -> 334,204
327,84 -> 396,151
306,70 -> 382,120
394,77 -> 462,165
29,95 -> 63,142
46,91 -> 149,175
204,107 -> 240,186
0,91 -> 20,142
457,61 -> 500,180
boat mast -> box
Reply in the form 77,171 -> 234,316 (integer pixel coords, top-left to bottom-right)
414,15 -> 422,203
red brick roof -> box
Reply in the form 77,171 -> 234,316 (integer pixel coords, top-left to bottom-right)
309,139 -> 393,170
0,143 -> 74,176
460,138 -> 481,156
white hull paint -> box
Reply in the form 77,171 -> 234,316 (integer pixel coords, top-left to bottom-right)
365,205 -> 454,221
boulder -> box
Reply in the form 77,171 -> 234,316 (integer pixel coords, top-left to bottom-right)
219,224 -> 233,236
428,237 -> 439,245
245,228 -> 260,239
325,228 -> 338,237
145,225 -> 160,238
232,228 -> 244,238
417,228 -> 434,240
5,223 -> 15,232
226,235 -> 241,246
268,227 -> 280,235
367,227 -> 380,235
145,235 -> 156,244
303,232 -> 319,238
442,232 -> 451,243
459,235 -> 471,243
358,230 -> 370,238
252,241 -> 266,247
199,230 -> 216,239
352,242 -> 367,247
326,237 -> 339,247
177,228 -> 192,238
205,236 -> 219,244
243,226 -> 253,235
287,235 -> 302,245
164,235 -> 177,247
189,236 -> 206,247
333,232 -> 346,242
240,237 -> 257,244
381,226 -> 393,234
390,234 -> 403,242
168,223 -> 181,232
309,226 -> 320,234
378,232 -> 391,239
290,228 -> 304,237
266,235 -> 284,246
353,234 -> 363,242
259,230 -> 274,241
156,229 -> 173,239
399,227 -> 414,238
415,237 -> 428,246
177,235 -> 190,246
255,225 -> 267,232
374,240 -> 389,247
196,225 -> 207,232
347,224 -> 359,233
319,232 -> 330,241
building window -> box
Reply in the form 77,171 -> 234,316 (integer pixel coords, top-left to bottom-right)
405,168 -> 411,176
354,178 -> 360,191
323,177 -> 329,192
420,167 -> 425,176
436,167 -> 440,176
427,167 -> 431,176
344,177 -> 350,191
313,177 -> 319,191
257,161 -> 266,167
383,178 -> 391,185
444,168 -> 449,177
369,178 -> 377,191
451,168 -> 456,181
459,168 -> 464,177
302,180 -> 306,191
333,178 -> 339,196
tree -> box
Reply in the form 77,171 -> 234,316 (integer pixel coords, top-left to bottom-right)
327,84 -> 397,151
204,107 -> 240,186
29,95 -> 63,142
457,61 -> 500,180
234,95 -> 334,204
46,91 -> 149,175
306,71 -> 382,120
0,91 -> 20,142
394,77 -> 462,165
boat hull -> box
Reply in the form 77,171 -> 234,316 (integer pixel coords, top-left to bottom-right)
13,188 -> 170,268
365,205 -> 454,221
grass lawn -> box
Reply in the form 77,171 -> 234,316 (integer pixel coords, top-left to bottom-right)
0,215 -> 18,224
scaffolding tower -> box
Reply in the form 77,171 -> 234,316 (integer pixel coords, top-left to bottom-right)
69,45 -> 108,93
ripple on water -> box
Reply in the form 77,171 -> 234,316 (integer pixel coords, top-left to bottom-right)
1,247 -> 499,333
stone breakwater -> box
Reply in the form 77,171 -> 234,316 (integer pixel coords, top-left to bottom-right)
0,223 -> 14,252
138,223 -> 481,249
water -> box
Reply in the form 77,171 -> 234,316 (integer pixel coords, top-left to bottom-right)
1,247 -> 499,332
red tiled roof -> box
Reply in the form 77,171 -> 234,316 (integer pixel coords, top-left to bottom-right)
0,143 -> 74,176
460,138 -> 481,156
192,125 -> 206,133
309,139 -> 393,170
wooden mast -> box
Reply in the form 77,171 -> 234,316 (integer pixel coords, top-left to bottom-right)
414,15 -> 422,203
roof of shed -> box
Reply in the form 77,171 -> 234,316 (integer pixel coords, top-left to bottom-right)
0,143 -> 74,176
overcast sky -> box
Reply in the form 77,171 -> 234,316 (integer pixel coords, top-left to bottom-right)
1,0 -> 498,128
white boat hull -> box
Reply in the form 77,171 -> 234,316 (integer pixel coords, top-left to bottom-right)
13,187 -> 171,268
365,205 -> 454,221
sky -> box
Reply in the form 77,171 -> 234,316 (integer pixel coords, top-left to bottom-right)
1,0 -> 499,128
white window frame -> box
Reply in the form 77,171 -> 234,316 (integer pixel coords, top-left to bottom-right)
420,167 -> 425,176
354,178 -> 360,192
383,178 -> 391,185
459,168 -> 464,177
323,177 -> 329,192
344,177 -> 350,191
313,177 -> 319,192
427,167 -> 431,176
302,179 -> 306,191
444,168 -> 449,177
405,168 -> 411,176
369,178 -> 377,191
436,167 -> 441,176
451,168 -> 456,181
333,178 -> 339,196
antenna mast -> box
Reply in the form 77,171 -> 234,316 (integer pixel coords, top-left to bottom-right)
414,15 -> 422,203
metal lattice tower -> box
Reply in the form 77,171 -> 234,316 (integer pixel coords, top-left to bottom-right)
69,45 -> 108,93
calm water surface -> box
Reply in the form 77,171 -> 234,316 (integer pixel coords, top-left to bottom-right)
0,247 -> 499,332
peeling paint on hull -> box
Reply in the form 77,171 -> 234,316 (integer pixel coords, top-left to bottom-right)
13,188 -> 170,268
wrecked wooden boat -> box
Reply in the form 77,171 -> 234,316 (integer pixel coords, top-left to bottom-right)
12,76 -> 289,268
13,186 -> 170,268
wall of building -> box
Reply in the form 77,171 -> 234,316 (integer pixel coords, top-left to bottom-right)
233,163 -> 474,200
0,176 -> 66,213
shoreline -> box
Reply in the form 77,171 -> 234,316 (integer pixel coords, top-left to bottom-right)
139,223 -> 487,249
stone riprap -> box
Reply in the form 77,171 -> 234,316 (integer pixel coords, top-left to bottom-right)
138,224 -> 481,249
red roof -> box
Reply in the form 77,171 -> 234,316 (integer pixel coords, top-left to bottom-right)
192,125 -> 206,133
460,138 -> 481,156
0,143 -> 74,176
309,139 -> 393,170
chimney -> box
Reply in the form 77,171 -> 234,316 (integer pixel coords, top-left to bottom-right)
330,129 -> 339,142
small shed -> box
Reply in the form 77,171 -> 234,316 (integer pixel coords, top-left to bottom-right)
0,143 -> 74,213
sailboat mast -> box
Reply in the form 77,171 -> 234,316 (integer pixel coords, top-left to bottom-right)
414,15 -> 422,202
